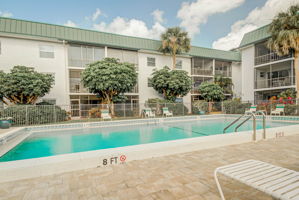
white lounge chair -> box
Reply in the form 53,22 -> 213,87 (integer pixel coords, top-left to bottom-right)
162,107 -> 173,117
144,108 -> 155,118
245,105 -> 257,114
101,109 -> 112,120
214,160 -> 299,200
271,104 -> 285,116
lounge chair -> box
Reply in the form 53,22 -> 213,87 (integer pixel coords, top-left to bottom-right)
101,109 -> 112,120
271,104 -> 285,116
245,105 -> 257,114
215,160 -> 299,200
162,107 -> 173,117
144,108 -> 155,118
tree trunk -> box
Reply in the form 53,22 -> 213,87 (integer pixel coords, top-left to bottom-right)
295,51 -> 299,98
172,54 -> 176,70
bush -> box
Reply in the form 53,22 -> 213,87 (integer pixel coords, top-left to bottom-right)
192,101 -> 209,113
146,98 -> 188,116
285,104 -> 299,116
88,107 -> 102,118
223,99 -> 251,114
0,105 -> 68,125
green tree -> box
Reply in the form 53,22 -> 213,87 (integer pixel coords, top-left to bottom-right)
198,82 -> 224,102
214,75 -> 233,95
82,58 -> 137,115
0,66 -> 54,105
159,27 -> 191,69
151,66 -> 191,102
267,4 -> 299,97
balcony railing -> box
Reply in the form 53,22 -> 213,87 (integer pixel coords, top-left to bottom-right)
255,76 -> 295,89
127,85 -> 139,93
215,70 -> 231,77
69,78 -> 89,93
255,52 -> 292,65
191,68 -> 213,76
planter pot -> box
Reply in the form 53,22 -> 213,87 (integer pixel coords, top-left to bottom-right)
0,120 -> 11,129
198,111 -> 206,115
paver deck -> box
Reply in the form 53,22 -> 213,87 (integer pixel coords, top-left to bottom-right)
0,134 -> 298,200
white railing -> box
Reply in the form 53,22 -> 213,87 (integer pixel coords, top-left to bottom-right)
191,68 -> 213,76
255,77 -> 295,89
255,52 -> 292,65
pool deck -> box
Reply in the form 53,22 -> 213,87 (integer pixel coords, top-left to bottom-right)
0,134 -> 298,200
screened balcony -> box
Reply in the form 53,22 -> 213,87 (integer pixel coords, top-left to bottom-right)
69,70 -> 89,93
191,58 -> 213,76
254,42 -> 293,66
255,61 -> 295,89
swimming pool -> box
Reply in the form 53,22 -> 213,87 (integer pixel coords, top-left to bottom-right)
0,118 -> 296,162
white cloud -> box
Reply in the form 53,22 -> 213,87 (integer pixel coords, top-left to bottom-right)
64,20 -> 77,27
212,0 -> 298,50
177,0 -> 245,37
151,9 -> 165,23
93,16 -> 166,39
92,8 -> 102,21
0,11 -> 13,18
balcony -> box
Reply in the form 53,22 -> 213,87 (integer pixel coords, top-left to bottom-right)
69,78 -> 89,93
191,68 -> 213,76
255,52 -> 292,66
255,76 -> 295,89
215,70 -> 231,77
127,85 -> 139,94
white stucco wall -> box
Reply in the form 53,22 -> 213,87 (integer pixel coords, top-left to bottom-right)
137,51 -> 191,106
240,45 -> 255,101
0,36 -> 69,105
231,62 -> 242,98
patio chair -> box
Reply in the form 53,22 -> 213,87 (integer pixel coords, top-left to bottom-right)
162,107 -> 173,117
271,104 -> 285,116
101,109 -> 112,120
214,160 -> 299,200
144,108 -> 155,118
245,105 -> 257,114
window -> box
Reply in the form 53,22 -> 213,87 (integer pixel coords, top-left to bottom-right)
68,45 -> 105,68
41,98 -> 56,105
176,60 -> 182,69
147,57 -> 155,67
147,78 -> 152,87
39,45 -> 54,58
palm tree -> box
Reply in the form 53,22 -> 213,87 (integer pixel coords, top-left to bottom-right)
267,4 -> 299,97
159,27 -> 191,69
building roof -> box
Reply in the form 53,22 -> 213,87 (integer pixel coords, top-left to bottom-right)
239,25 -> 271,48
0,17 -> 241,61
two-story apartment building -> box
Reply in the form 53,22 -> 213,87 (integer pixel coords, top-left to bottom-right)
239,25 -> 296,103
0,17 -> 241,116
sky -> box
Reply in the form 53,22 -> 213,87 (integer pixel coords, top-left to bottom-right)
0,0 -> 298,50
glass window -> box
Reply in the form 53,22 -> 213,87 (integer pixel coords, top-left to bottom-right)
94,47 -> 105,61
39,45 -> 54,58
68,45 -> 82,67
176,60 -> 182,69
147,57 -> 156,67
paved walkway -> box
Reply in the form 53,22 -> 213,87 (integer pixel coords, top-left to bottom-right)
0,134 -> 298,200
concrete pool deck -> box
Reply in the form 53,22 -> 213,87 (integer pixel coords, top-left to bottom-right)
0,134 -> 298,200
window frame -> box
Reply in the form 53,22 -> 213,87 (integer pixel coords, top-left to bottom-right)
147,57 -> 156,67
39,45 -> 55,59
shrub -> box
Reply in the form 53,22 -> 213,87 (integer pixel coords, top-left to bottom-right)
223,99 -> 251,114
285,104 -> 299,116
192,101 -> 209,113
88,107 -> 102,118
146,98 -> 188,116
0,105 -> 68,125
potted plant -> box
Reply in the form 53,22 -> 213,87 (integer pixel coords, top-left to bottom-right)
0,117 -> 13,129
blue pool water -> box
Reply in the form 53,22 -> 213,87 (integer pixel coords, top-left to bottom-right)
0,119 -> 296,162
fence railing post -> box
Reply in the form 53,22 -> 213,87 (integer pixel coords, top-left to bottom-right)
25,105 -> 28,126
53,105 -> 56,123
